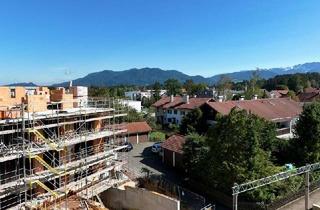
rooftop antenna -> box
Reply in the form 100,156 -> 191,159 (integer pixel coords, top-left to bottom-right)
64,70 -> 72,87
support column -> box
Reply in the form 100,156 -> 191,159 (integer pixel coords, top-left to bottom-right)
305,170 -> 310,210
233,193 -> 238,210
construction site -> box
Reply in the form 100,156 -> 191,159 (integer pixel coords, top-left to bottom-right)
0,85 -> 131,209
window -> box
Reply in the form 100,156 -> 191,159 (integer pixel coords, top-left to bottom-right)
167,110 -> 172,114
174,110 -> 177,114
10,89 -> 16,98
181,111 -> 185,116
168,118 -> 172,123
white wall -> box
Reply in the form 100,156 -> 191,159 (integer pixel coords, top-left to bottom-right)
164,109 -> 188,125
120,99 -> 142,112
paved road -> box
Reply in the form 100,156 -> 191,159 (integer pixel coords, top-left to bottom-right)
122,142 -> 227,210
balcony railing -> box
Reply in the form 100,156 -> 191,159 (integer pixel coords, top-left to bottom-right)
276,127 -> 291,136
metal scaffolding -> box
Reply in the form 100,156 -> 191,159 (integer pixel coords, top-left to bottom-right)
0,97 -> 130,209
232,162 -> 320,210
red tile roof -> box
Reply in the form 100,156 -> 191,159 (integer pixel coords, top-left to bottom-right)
175,97 -> 212,110
161,134 -> 186,154
152,96 -> 211,110
298,92 -> 320,102
304,87 -> 320,93
270,90 -> 289,98
162,97 -> 184,109
205,98 -> 302,122
126,121 -> 152,134
151,96 -> 180,107
298,89 -> 320,102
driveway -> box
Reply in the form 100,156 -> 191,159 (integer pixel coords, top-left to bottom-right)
124,142 -> 182,183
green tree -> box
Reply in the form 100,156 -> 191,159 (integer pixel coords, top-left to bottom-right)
184,80 -> 207,96
244,70 -> 263,99
216,75 -> 232,95
164,79 -> 182,96
182,133 -> 208,175
292,102 -> 320,165
126,108 -> 144,122
205,109 -> 278,199
180,108 -> 206,134
184,79 -> 195,95
152,81 -> 162,101
149,131 -> 166,142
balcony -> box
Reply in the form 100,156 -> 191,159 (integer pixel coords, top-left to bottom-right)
276,127 -> 291,136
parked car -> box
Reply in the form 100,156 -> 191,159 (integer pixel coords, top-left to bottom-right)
151,142 -> 162,153
120,142 -> 133,152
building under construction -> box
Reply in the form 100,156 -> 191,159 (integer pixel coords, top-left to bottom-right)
0,85 -> 130,209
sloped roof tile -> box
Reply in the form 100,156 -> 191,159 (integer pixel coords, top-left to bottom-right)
161,134 -> 186,154
205,98 -> 302,122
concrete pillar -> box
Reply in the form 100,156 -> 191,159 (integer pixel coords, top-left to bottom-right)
305,170 -> 310,210
136,133 -> 139,144
233,193 -> 238,210
172,152 -> 175,167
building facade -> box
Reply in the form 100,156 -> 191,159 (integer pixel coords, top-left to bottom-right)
0,86 -> 129,209
152,95 -> 212,126
200,98 -> 302,139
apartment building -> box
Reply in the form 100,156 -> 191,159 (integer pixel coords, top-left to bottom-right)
152,95 -> 212,125
0,86 -> 129,209
200,98 -> 302,139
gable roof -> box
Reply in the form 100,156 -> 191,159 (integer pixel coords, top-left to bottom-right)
174,97 -> 212,110
298,88 -> 320,102
205,98 -> 302,122
126,121 -> 152,134
270,90 -> 289,98
152,96 -> 182,108
161,134 -> 186,154
298,92 -> 320,102
152,96 -> 212,110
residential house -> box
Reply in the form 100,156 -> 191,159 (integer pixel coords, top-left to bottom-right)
200,98 -> 302,139
125,90 -> 167,100
269,90 -> 289,98
298,87 -> 320,102
125,121 -> 152,144
152,95 -> 212,125
161,134 -> 186,170
120,99 -> 142,112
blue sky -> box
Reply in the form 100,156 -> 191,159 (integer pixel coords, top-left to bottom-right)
0,0 -> 320,85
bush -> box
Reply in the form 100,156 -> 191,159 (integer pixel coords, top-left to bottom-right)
149,131 -> 166,142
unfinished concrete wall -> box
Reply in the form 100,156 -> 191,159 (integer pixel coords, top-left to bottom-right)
0,87 -> 25,107
50,88 -> 74,110
26,95 -> 48,112
100,186 -> 180,210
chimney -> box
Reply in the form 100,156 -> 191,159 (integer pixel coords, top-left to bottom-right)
69,80 -> 73,87
183,95 -> 190,104
170,95 -> 174,102
218,95 -> 223,102
270,93 -> 275,98
253,94 -> 258,100
239,96 -> 244,101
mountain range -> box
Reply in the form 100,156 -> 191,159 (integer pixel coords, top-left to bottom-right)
52,62 -> 320,87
